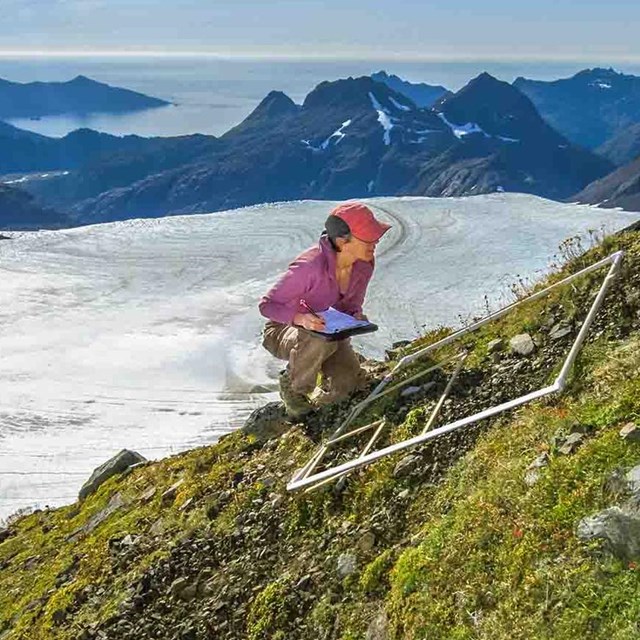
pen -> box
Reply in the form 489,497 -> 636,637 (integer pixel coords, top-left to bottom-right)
300,298 -> 324,322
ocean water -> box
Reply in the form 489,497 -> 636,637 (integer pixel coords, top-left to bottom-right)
2,56 -> 640,138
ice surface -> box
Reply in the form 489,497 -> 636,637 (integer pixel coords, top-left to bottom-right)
0,194 -> 637,519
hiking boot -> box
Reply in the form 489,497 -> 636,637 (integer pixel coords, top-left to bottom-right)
278,369 -> 314,418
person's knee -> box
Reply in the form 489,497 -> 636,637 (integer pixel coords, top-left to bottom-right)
328,368 -> 364,398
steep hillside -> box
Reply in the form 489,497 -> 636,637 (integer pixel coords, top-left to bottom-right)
597,123 -> 640,167
0,184 -> 70,230
1,230 -> 639,640
571,155 -> 640,213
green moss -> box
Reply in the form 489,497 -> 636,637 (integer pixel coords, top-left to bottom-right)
246,580 -> 292,639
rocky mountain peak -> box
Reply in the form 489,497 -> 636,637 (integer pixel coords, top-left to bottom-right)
302,76 -> 415,114
436,72 -> 557,142
251,90 -> 299,119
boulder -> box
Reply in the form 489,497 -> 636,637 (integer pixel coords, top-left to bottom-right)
336,552 -> 357,578
549,323 -> 573,341
509,333 -> 535,356
558,432 -> 584,455
577,507 -> 640,561
366,610 -> 390,640
242,401 -> 291,442
78,449 -> 147,500
68,491 -> 126,541
358,531 -> 376,553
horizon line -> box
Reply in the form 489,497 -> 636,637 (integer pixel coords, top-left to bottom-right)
1,50 -> 640,63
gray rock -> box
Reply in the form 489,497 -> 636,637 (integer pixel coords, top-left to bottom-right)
358,531 -> 376,553
524,453 -> 549,487
509,333 -> 535,356
336,552 -> 357,578
393,454 -> 422,478
625,465 -> 640,495
149,518 -> 165,536
161,479 -> 184,505
366,610 -> 389,640
242,401 -> 291,442
604,468 -> 627,496
549,324 -> 573,341
179,497 -> 194,512
524,469 -> 541,487
295,574 -> 312,590
528,452 -> 550,469
0,527 -> 14,544
558,432 -> 584,455
400,385 -> 423,397
487,338 -> 504,353
577,507 -> 640,561
170,577 -> 189,597
139,486 -> 156,503
78,449 -> 147,500
620,422 -> 640,442
249,384 -> 275,394
69,491 -> 126,540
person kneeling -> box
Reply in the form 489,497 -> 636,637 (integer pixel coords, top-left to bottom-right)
258,202 -> 391,417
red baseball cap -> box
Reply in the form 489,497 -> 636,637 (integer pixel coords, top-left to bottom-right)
329,202 -> 391,243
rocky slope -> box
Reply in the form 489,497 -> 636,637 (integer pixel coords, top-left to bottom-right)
0,184 -> 70,230
570,154 -> 640,213
597,122 -> 640,167
1,228 -> 640,639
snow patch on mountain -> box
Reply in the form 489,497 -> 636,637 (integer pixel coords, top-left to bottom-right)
301,119 -> 352,152
437,112 -> 519,143
368,92 -> 394,145
388,96 -> 411,111
321,119 -> 352,149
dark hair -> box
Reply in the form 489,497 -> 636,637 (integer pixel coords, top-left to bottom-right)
324,215 -> 351,250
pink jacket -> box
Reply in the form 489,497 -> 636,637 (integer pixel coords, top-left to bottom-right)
258,234 -> 374,325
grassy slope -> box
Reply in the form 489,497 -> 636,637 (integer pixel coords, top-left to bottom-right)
1,230 -> 639,640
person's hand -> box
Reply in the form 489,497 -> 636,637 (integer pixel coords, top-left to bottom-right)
293,312 -> 326,331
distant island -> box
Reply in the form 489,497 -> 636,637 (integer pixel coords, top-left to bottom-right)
0,74 -> 171,119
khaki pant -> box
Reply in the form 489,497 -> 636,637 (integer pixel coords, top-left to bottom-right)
261,320 -> 365,400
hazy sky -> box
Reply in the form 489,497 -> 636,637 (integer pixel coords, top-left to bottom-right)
2,0 -> 640,60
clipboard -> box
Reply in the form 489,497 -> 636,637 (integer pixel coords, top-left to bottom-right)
303,307 -> 379,341
306,322 -> 379,341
